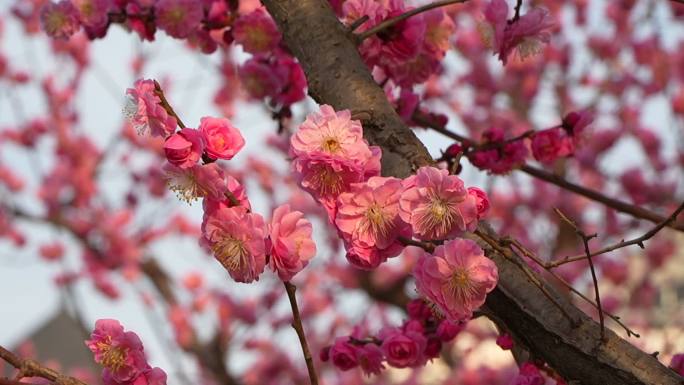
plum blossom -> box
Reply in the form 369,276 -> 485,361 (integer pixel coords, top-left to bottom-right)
155,0 -> 204,39
379,326 -> 427,368
670,353 -> 684,376
399,166 -> 478,240
40,1 -> 81,39
238,54 -> 307,107
202,174 -> 251,213
202,206 -> 267,283
268,204 -> 317,281
124,79 -> 177,138
356,344 -> 384,376
479,0 -> 554,64
468,127 -> 529,173
511,362 -> 546,385
163,128 -> 205,168
335,176 -> 410,269
413,238 -> 498,321
530,127 -> 574,163
163,162 -> 227,203
72,0 -> 110,30
199,116 -> 245,160
86,319 -> 147,382
290,105 -> 371,164
467,187 -> 490,219
328,337 -> 358,371
562,109 -> 594,138
232,9 -> 282,54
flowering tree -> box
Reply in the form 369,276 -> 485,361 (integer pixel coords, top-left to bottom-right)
1,0 -> 684,384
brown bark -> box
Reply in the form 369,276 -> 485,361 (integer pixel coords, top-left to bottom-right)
261,1 -> 684,384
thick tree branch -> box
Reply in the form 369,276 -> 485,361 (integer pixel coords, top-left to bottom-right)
262,1 -> 684,383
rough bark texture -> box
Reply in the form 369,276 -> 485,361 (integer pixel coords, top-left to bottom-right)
263,0 -> 432,178
261,0 -> 684,384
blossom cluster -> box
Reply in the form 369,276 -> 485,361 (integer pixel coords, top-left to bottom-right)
478,0 -> 555,64
343,0 -> 455,87
86,319 -> 167,385
127,78 -> 316,284
290,105 -> 491,270
320,299 -> 465,375
443,109 -> 594,174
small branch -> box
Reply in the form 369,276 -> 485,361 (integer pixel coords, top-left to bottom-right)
512,0 -> 523,22
414,111 -> 684,233
0,378 -> 44,385
357,0 -> 466,41
347,15 -> 370,32
553,209 -> 605,341
547,200 -> 684,268
0,345 -> 88,385
153,80 -> 186,129
284,282 -> 318,385
398,236 -> 436,252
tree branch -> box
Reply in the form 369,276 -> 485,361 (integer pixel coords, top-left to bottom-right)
261,1 -> 684,383
284,282 -> 318,385
357,0 -> 467,41
0,345 -> 88,385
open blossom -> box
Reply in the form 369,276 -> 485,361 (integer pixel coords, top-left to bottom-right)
268,204 -> 316,281
413,238 -> 498,321
86,319 -> 147,382
530,127 -> 574,163
198,116 -> 245,160
163,162 -> 227,203
232,9 -> 281,54
238,53 -> 307,107
202,206 -> 267,283
290,105 -> 372,164
335,177 -> 410,269
356,344 -> 384,376
124,79 -> 177,138
399,166 -> 478,240
72,0 -> 110,30
479,0 -> 554,64
163,128 -> 205,168
40,1 -> 81,39
379,326 -> 427,368
155,0 -> 204,39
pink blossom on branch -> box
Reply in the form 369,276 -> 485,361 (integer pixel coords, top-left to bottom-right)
40,0 -> 81,40
202,206 -> 267,283
399,166 -> 478,240
86,319 -> 148,382
155,0 -> 204,39
232,8 -> 282,54
163,128 -> 205,168
199,116 -> 245,160
379,325 -> 427,368
124,79 -> 177,139
268,204 -> 317,281
413,238 -> 498,321
163,162 -> 227,203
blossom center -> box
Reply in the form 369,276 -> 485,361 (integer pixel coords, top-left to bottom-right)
321,136 -> 341,153
446,267 -> 477,302
97,342 -> 127,371
167,172 -> 202,203
310,165 -> 344,196
213,238 -> 249,271
362,203 -> 392,238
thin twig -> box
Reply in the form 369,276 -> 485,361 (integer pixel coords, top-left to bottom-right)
548,201 -> 684,268
357,0 -> 467,41
153,80 -> 186,129
0,345 -> 88,385
284,282 -> 319,385
553,209 -> 605,341
413,111 -> 684,233
348,15 -> 370,32
474,229 -> 578,326
512,0 -> 523,22
398,236 -> 436,252
509,239 -> 639,337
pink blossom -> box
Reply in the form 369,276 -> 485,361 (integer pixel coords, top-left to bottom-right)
356,344 -> 384,376
290,105 -> 372,164
292,152 -> 366,219
399,166 -> 478,240
198,116 -> 245,160
238,54 -> 307,107
124,79 -> 177,138
202,206 -> 267,283
268,204 -> 317,281
86,319 -> 147,382
436,319 -> 464,342
562,109 -> 594,138
163,162 -> 227,203
39,242 -> 65,262
232,9 -> 281,54
413,238 -> 498,321
163,128 -> 205,168
40,1 -> 81,39
239,56 -> 283,100
155,0 -> 203,39
329,337 -> 358,371
129,368 -> 168,385
335,176 -> 410,269
468,127 -> 529,174
479,0 -> 554,64
530,127 -> 574,163
496,333 -> 514,350
202,174 -> 251,213
379,326 -> 426,368
467,187 -> 490,219
511,362 -> 545,385
72,0 -> 110,30
670,353 -> 684,376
